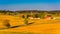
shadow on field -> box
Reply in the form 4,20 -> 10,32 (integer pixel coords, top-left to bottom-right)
10,22 -> 35,28
0,22 -> 35,30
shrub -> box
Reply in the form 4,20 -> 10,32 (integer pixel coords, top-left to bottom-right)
3,20 -> 10,28
24,18 -> 28,25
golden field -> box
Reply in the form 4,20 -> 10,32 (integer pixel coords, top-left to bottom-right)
0,14 -> 60,34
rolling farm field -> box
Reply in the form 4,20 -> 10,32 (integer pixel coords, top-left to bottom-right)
0,15 -> 60,34
1,0 -> 60,34
0,11 -> 60,34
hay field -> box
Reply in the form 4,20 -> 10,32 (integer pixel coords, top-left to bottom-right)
0,14 -> 60,34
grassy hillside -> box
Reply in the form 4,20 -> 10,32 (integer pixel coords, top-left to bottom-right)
0,10 -> 60,34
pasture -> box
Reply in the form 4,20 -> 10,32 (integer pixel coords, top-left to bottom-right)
0,11 -> 60,34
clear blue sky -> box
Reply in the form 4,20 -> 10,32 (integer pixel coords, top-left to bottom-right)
0,0 -> 60,11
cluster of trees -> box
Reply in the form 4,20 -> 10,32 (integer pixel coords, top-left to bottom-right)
0,10 -> 60,17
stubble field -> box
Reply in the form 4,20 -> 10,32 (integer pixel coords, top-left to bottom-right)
0,14 -> 60,34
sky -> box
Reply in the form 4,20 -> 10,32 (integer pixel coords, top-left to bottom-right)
0,0 -> 60,11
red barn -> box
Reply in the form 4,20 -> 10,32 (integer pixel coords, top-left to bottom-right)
45,15 -> 53,19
